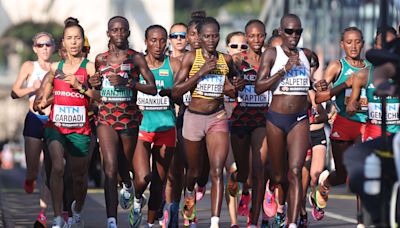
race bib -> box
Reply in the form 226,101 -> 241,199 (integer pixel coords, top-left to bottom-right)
183,91 -> 192,106
345,88 -> 368,111
238,85 -> 269,107
136,90 -> 170,110
52,105 -> 86,128
278,66 -> 310,94
100,77 -> 132,102
368,102 -> 400,125
194,74 -> 225,97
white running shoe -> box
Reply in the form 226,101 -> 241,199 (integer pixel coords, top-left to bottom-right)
71,200 -> 84,228
52,216 -> 65,228
120,182 -> 134,209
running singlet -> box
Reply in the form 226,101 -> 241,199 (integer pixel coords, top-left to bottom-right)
333,57 -> 370,123
366,78 -> 400,133
48,59 -> 90,135
138,57 -> 175,132
270,46 -> 310,96
97,49 -> 141,130
189,48 -> 229,100
27,61 -> 48,100
231,52 -> 269,127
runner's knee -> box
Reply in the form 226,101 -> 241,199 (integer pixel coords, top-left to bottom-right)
287,167 -> 302,182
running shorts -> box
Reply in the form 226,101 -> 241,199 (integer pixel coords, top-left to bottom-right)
139,127 -> 176,147
182,109 -> 228,141
23,111 -> 48,139
330,115 -> 366,141
44,127 -> 90,157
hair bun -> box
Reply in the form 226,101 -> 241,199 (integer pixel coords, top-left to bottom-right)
64,17 -> 79,26
191,11 -> 206,20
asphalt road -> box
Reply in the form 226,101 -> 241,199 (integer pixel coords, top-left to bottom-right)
0,167 -> 358,227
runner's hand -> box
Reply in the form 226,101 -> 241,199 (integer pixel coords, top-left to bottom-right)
159,87 -> 171,97
107,72 -> 128,86
64,74 -> 81,89
88,72 -> 102,88
346,100 -> 360,117
36,99 -> 47,115
233,76 -> 246,91
284,52 -> 299,72
314,79 -> 328,92
199,56 -> 217,76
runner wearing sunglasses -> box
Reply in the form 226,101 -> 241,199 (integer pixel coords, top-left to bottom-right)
256,14 -> 313,228
168,23 -> 188,60
224,30 -> 246,228
11,31 -> 55,227
165,13 -> 207,227
229,19 -> 270,227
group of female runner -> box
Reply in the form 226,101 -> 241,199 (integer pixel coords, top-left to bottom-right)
12,10 -> 399,228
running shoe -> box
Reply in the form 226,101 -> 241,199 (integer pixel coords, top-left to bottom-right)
162,203 -> 171,228
158,200 -> 166,225
315,170 -> 330,209
261,219 -> 269,228
62,211 -> 69,223
195,186 -> 206,201
238,192 -> 251,216
308,192 -> 325,221
261,209 -> 273,228
298,213 -> 308,228
24,179 -> 35,194
184,217 -> 198,227
263,180 -> 278,217
274,211 -> 286,228
51,216 -> 64,228
107,219 -> 117,228
231,225 -> 239,228
71,200 -> 84,228
183,219 -> 190,227
119,183 -> 134,209
169,202 -> 179,228
33,211 -> 47,228
227,172 -> 239,197
182,194 -> 196,221
129,196 -> 147,228
64,217 -> 73,228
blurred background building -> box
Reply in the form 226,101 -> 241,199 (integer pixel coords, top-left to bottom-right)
0,0 -> 399,154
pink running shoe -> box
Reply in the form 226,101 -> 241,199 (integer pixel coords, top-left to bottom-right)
196,186 -> 206,201
263,180 -> 278,217
238,192 -> 251,216
308,192 -> 325,221
34,211 -> 47,228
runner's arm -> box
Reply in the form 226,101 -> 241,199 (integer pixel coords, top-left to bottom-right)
172,51 -> 204,98
134,53 -> 157,95
255,48 -> 282,94
315,60 -> 341,103
224,54 -> 244,98
11,61 -> 35,99
37,63 -> 57,112
346,70 -> 368,117
33,73 -> 54,111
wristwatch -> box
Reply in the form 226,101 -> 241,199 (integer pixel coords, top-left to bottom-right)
79,84 -> 88,94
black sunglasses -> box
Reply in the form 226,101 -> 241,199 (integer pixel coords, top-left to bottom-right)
284,28 -> 303,35
35,42 -> 53,48
229,44 -> 248,49
169,33 -> 186,39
